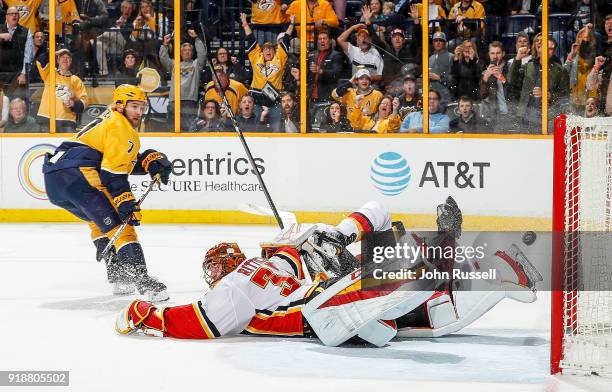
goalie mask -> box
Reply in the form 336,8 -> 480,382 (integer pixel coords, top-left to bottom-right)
202,243 -> 246,286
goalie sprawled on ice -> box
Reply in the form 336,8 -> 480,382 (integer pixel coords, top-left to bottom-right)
116,198 -> 542,346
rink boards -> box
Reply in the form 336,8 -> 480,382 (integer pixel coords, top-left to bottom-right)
0,134 -> 552,230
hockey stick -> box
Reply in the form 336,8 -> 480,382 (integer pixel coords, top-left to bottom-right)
238,202 -> 297,228
97,176 -> 160,262
199,25 -> 285,230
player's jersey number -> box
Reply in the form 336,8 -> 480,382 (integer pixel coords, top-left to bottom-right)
250,266 -> 300,297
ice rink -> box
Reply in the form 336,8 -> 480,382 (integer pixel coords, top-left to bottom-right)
1,223 -> 610,392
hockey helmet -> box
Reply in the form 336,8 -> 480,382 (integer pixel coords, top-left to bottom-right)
203,242 -> 246,286
112,84 -> 147,110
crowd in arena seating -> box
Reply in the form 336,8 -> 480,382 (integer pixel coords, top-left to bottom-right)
1,0 -> 612,133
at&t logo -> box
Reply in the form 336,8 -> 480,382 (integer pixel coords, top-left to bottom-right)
370,152 -> 411,196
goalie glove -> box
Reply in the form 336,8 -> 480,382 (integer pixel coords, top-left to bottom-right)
300,225 -> 358,280
116,300 -> 166,336
138,149 -> 172,185
436,196 -> 462,239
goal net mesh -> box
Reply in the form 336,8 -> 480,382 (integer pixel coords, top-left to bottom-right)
561,115 -> 612,376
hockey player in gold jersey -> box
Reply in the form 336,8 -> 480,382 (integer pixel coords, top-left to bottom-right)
42,85 -> 173,301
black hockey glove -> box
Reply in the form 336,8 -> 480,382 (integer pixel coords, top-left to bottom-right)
114,192 -> 142,226
141,150 -> 172,185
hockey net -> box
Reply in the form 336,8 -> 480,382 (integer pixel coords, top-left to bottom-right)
552,114 -> 612,376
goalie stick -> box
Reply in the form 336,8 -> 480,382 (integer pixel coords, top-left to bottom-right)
97,175 -> 160,262
200,25 -> 285,230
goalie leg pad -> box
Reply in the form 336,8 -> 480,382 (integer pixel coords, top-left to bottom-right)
303,269 -> 435,346
357,319 -> 397,347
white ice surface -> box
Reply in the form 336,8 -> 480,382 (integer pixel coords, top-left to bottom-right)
1,223 -> 611,392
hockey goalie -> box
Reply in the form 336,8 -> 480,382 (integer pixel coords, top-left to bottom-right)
116,198 -> 542,346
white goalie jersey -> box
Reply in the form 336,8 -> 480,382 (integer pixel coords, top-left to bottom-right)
196,249 -> 317,338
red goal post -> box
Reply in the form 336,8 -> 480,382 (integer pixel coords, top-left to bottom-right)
551,114 -> 612,377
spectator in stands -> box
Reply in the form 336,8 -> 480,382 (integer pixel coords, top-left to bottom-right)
204,65 -> 249,116
448,0 -> 486,48
397,73 -> 422,118
251,0 -> 288,46
232,94 -> 269,132
308,29 -> 343,101
210,47 -> 251,85
241,13 -> 295,104
55,0 -> 80,38
114,49 -> 140,86
359,0 -> 384,29
336,23 -> 384,83
429,31 -> 455,106
29,30 -> 47,84
190,100 -> 226,132
72,0 -> 109,75
379,1 -> 406,30
283,60 -> 301,96
510,0 -> 538,14
36,49 -> 88,133
129,0 -> 166,72
400,89 -> 450,133
449,95 -> 484,133
4,0 -> 43,33
319,101 -> 352,132
584,97 -> 600,118
507,32 -> 532,103
585,15 -> 612,114
480,41 -> 510,131
4,98 -> 39,133
96,0 -> 135,76
285,0 -> 339,44
160,29 -> 207,131
270,91 -> 299,133
331,67 -> 383,118
565,24 -> 598,113
364,3 -> 421,86
348,94 -> 401,133
0,7 -> 34,96
586,55 -> 612,115
515,34 -> 569,132
451,39 -> 481,101
0,87 -> 8,130
414,0 -> 447,24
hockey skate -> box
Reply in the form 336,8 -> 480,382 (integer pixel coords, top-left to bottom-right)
135,275 -> 169,302
105,257 -> 136,296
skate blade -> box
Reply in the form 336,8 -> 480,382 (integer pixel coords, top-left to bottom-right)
112,283 -> 136,296
144,289 -> 170,302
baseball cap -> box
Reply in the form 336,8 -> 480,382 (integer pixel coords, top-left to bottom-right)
432,32 -> 447,41
403,73 -> 416,82
356,28 -> 370,37
391,28 -> 405,37
262,41 -> 275,49
354,68 -> 371,79
56,48 -> 72,58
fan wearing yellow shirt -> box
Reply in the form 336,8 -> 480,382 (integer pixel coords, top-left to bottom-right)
36,48 -> 87,133
241,12 -> 295,104
42,85 -> 173,301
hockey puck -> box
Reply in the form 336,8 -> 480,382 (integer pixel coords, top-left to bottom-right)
522,231 -> 537,246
